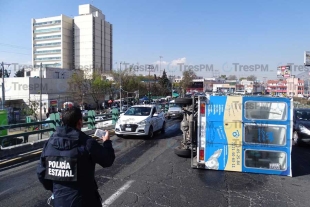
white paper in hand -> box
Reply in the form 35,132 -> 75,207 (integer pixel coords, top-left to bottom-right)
94,129 -> 106,138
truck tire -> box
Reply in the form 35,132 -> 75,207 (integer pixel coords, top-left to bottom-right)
174,146 -> 191,158
175,98 -> 192,105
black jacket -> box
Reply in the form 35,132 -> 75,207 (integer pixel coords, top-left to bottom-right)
37,126 -> 115,207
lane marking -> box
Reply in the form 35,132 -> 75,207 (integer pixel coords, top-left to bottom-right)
0,187 -> 13,196
102,180 -> 135,206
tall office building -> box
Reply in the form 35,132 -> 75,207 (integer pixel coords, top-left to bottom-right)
32,15 -> 74,68
74,4 -> 113,74
31,4 -> 113,74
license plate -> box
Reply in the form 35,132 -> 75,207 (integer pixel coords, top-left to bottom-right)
172,114 -> 175,116
125,128 -> 131,131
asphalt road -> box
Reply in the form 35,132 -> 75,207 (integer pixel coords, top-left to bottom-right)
1,120 -> 310,207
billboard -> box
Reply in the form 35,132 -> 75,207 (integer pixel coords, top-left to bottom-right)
277,65 -> 291,78
304,51 -> 310,66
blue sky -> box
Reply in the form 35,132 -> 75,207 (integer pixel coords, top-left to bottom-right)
0,0 -> 310,80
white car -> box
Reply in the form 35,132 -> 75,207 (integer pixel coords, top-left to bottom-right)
115,105 -> 165,138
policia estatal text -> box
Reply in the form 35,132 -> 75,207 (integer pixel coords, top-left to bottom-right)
37,107 -> 115,207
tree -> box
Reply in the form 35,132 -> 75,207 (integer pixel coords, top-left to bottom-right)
15,68 -> 25,77
0,69 -> 10,78
179,70 -> 197,96
220,75 -> 226,79
158,70 -> 171,96
108,69 -> 149,100
68,70 -> 85,105
68,70 -> 112,110
227,75 -> 237,80
239,77 -> 246,81
247,75 -> 257,81
22,98 -> 40,122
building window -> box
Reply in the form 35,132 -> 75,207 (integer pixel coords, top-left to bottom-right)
34,42 -> 61,47
26,71 -> 31,76
34,35 -> 61,40
33,20 -> 61,26
34,27 -> 61,33
34,57 -> 61,61
34,49 -> 61,54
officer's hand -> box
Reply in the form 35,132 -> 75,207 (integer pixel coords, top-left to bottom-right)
102,130 -> 110,141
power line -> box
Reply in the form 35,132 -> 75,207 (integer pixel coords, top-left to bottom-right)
0,50 -> 31,56
0,43 -> 31,50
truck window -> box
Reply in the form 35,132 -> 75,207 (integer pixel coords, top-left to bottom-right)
244,101 -> 287,120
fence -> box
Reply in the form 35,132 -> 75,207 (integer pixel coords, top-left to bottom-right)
0,109 -> 120,149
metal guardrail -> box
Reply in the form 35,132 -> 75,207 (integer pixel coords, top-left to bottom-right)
0,109 -> 121,149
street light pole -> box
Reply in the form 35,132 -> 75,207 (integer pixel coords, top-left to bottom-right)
40,63 -> 43,139
1,62 -> 4,110
1,62 -> 14,110
120,62 -> 123,112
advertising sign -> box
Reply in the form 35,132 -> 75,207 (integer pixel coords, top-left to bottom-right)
277,65 -> 291,78
0,110 -> 8,137
204,96 -> 292,176
49,100 -> 57,107
304,51 -> 310,66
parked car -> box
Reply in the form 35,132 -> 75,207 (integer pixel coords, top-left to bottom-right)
167,100 -> 183,119
115,105 -> 165,138
293,108 -> 310,146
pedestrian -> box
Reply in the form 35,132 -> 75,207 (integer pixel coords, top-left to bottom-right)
36,107 -> 115,207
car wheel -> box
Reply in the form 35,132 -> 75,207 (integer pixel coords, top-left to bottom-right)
148,126 -> 154,138
161,122 -> 165,134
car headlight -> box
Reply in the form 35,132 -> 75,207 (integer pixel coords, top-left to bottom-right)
299,125 -> 310,135
137,120 -> 147,125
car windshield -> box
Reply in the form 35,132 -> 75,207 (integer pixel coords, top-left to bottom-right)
124,107 -> 151,116
295,110 -> 310,121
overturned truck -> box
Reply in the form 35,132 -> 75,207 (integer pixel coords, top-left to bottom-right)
174,95 -> 293,177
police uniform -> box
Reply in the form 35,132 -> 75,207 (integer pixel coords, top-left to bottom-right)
37,126 -> 115,207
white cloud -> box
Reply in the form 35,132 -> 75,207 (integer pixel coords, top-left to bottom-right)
170,57 -> 186,66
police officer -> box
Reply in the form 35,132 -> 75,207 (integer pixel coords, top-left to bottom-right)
37,107 -> 115,207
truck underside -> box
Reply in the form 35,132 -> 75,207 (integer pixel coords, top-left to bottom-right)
174,96 -> 206,168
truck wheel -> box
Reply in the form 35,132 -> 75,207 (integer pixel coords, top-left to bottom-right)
174,146 -> 191,158
175,98 -> 192,105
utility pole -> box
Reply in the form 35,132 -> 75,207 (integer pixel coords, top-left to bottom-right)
119,62 -> 123,112
1,62 -> 4,110
40,63 -> 43,139
1,62 -> 14,110
147,65 -> 153,101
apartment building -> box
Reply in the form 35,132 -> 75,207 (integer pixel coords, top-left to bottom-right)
74,4 -> 113,75
31,4 -> 113,74
266,78 -> 304,97
32,15 -> 74,68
